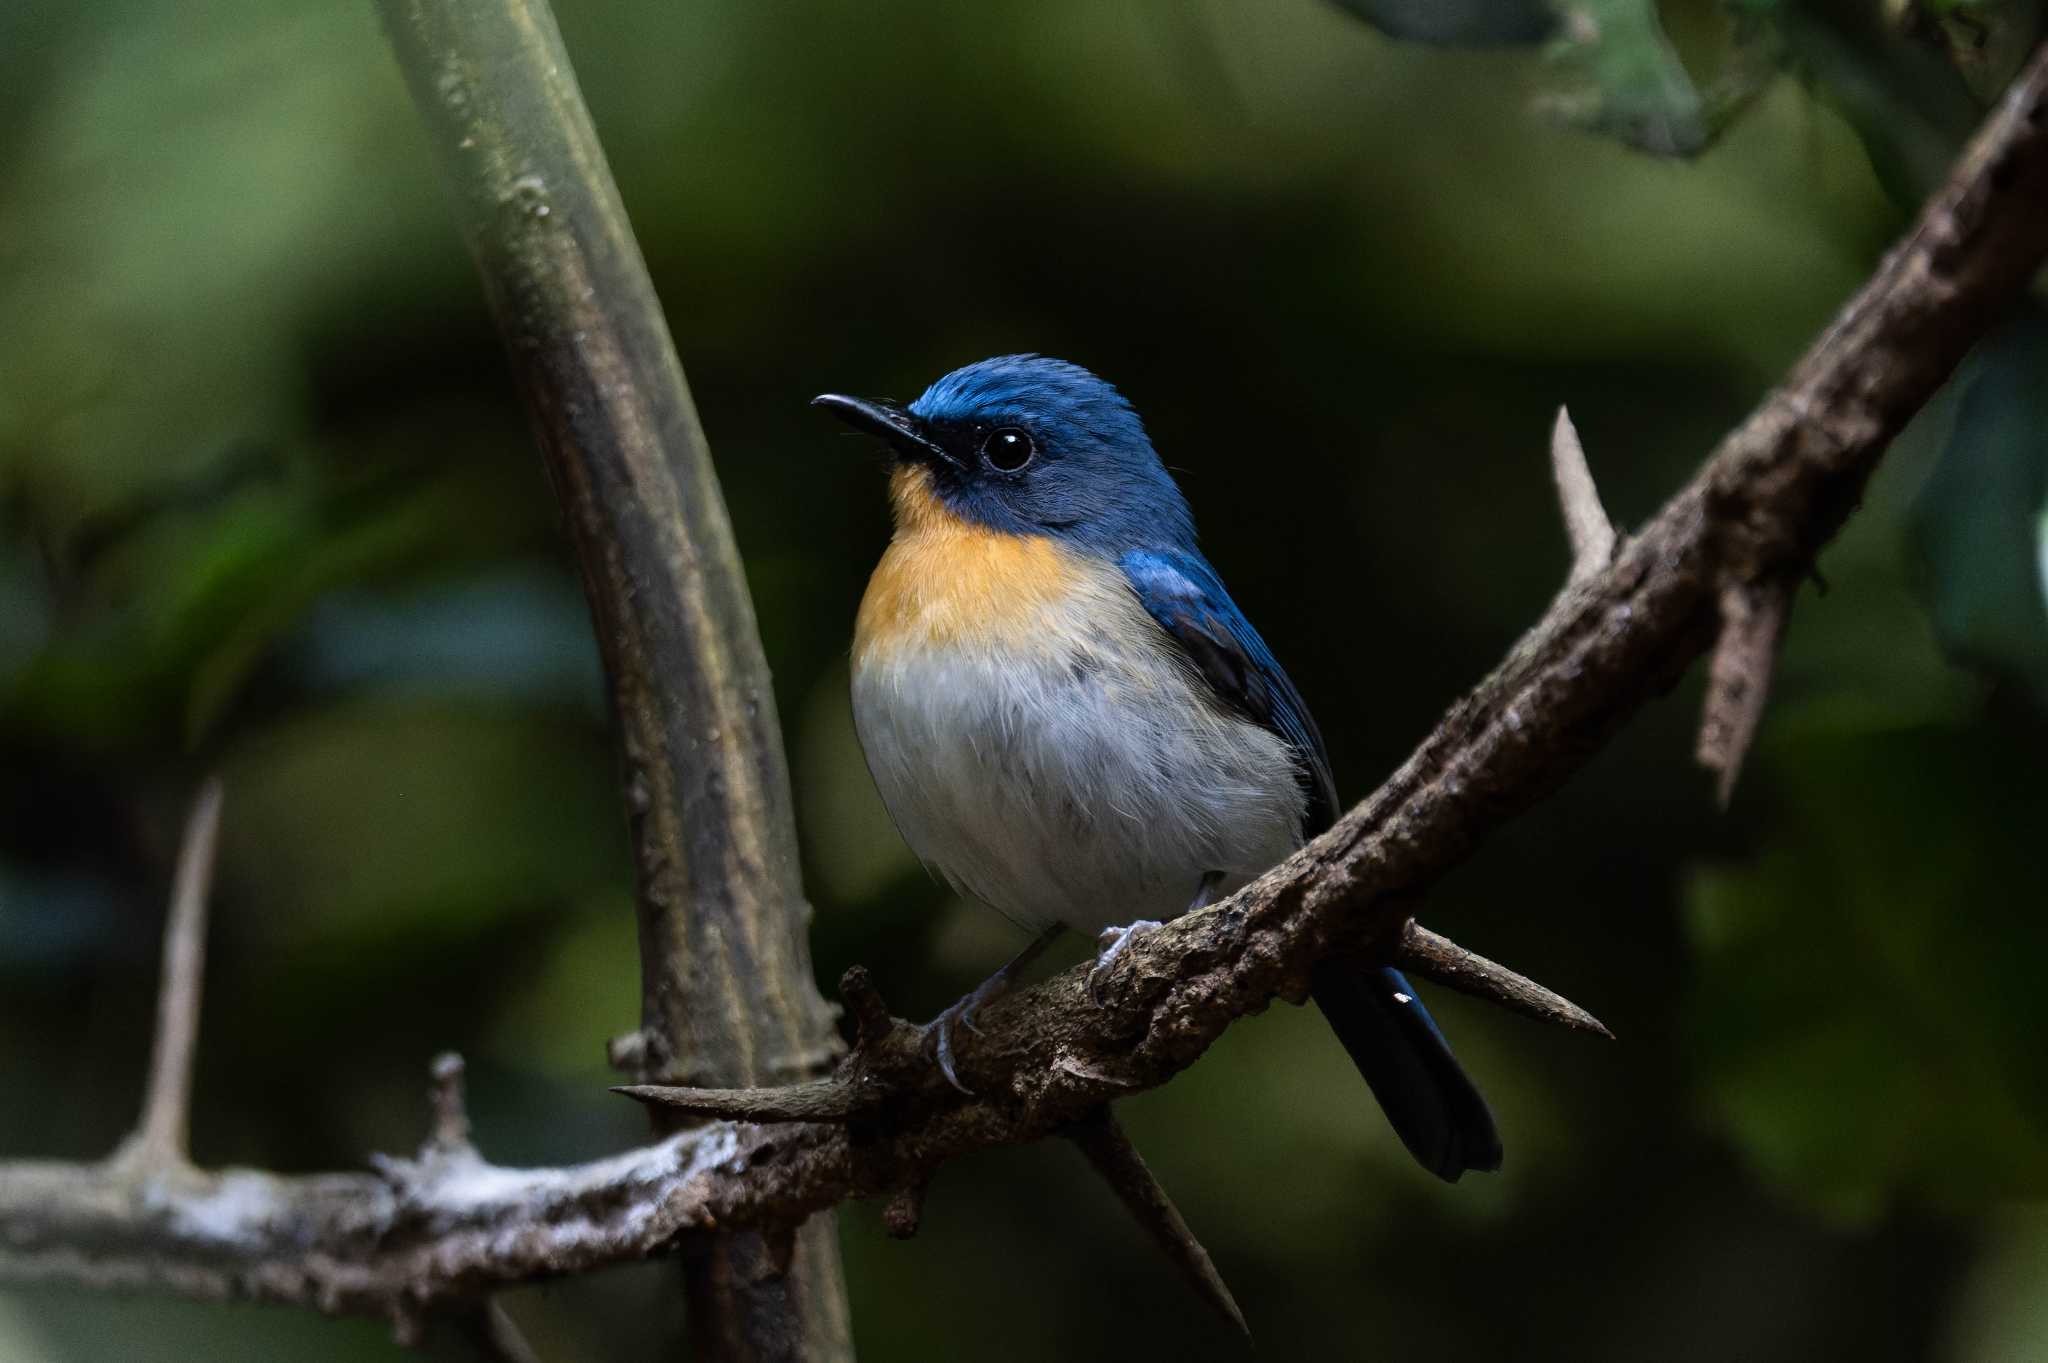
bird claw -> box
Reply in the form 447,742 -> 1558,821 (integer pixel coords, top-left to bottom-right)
915,925 -> 1064,1094
1087,920 -> 1162,1006
920,999 -> 978,1094
918,972 -> 1013,1094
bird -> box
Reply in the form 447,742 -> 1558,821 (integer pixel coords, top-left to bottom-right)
814,355 -> 1502,1182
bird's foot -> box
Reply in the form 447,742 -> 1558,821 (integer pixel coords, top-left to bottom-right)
916,925 -> 1063,1093
913,963 -> 1024,1093
1088,919 -> 1163,1006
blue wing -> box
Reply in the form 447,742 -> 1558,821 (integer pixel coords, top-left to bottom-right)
1121,548 -> 1502,1181
1119,548 -> 1339,834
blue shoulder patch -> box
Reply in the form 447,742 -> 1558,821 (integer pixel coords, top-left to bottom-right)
1119,548 -> 1339,833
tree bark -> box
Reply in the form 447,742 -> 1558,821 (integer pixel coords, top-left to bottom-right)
372,2 -> 849,1357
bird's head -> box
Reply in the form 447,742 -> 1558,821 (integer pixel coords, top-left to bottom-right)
814,354 -> 1193,552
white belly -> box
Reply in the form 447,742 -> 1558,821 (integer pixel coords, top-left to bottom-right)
851,593 -> 1307,936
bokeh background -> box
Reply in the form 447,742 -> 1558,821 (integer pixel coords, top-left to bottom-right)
3,0 -> 2046,1359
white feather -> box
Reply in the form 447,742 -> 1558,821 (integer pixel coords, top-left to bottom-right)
852,558 -> 1305,937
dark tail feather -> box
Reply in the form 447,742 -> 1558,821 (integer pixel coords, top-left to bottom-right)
1311,962 -> 1503,1182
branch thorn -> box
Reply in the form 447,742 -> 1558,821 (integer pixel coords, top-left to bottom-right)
1551,405 -> 1616,585
113,777 -> 224,1173
1395,923 -> 1612,1038
1696,577 -> 1794,807
612,1077 -> 870,1124
1066,1107 -> 1250,1344
428,1052 -> 474,1154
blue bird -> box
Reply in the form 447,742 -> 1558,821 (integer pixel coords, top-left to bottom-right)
814,355 -> 1501,1181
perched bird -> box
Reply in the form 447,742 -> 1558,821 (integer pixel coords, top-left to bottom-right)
815,355 -> 1501,1181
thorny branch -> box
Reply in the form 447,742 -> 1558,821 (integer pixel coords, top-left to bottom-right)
5,40 -> 2048,1335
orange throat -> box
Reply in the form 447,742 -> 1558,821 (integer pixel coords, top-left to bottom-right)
854,465 -> 1080,660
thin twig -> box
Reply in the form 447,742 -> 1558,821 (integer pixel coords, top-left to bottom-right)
114,778 -> 223,1171
1395,923 -> 1612,1039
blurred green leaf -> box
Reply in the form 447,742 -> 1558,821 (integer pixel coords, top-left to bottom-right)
1539,0 -> 1713,155
0,0 -> 448,511
1328,0 -> 1555,47
1911,314 -> 2048,708
1687,725 -> 2048,1218
0,864 -> 122,973
483,893 -> 638,1081
278,568 -> 604,709
1776,1 -> 1983,210
1919,0 -> 2047,103
0,464 -> 529,752
216,697 -> 621,948
1329,0 -> 1778,157
1943,1210 -> 2048,1362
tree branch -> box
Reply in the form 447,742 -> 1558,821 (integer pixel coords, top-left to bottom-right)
371,1 -> 848,1357
0,1104 -> 739,1317
6,38 -> 2048,1332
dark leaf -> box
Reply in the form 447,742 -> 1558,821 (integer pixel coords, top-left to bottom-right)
1911,312 -> 2048,708
1328,0 -> 1555,47
1687,725 -> 2048,1217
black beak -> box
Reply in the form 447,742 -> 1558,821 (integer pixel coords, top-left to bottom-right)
811,394 -> 956,467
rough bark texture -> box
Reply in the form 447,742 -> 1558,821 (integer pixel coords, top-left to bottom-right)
370,1 -> 848,1357
4,34 -> 2048,1345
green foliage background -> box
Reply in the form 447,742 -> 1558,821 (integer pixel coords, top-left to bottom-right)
2,0 -> 2045,1359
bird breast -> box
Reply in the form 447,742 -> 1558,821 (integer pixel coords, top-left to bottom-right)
850,492 -> 1305,936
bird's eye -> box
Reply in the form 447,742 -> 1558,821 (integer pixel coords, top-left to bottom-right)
982,426 -> 1035,472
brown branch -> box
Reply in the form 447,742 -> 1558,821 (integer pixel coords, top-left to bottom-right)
372,0 -> 848,1357
1394,923 -> 1612,1039
0,1121 -> 741,1316
5,40 -> 2048,1329
619,922 -> 1610,1126
110,778 -> 222,1173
